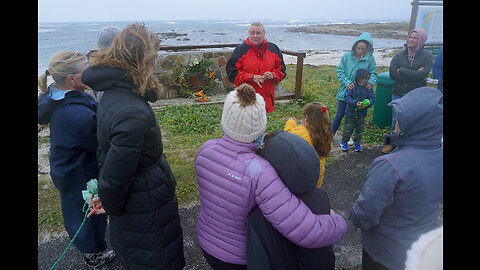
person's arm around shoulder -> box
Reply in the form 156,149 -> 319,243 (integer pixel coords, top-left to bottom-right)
254,163 -> 347,248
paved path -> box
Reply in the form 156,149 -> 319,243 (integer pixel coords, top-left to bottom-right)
39,143 -> 389,270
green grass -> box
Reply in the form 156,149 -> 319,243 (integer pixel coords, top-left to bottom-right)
38,64 -> 391,234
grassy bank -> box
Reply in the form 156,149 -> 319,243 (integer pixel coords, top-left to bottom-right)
38,64 -> 391,236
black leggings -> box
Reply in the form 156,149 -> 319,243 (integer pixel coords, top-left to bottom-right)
362,249 -> 390,270
201,248 -> 247,270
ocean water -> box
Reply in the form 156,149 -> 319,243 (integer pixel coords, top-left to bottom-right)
38,19 -> 406,74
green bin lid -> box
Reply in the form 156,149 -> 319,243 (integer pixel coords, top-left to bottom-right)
377,72 -> 394,85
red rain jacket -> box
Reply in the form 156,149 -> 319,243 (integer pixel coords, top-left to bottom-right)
226,38 -> 286,113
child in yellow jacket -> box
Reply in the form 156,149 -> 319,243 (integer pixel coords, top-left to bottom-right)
284,102 -> 333,188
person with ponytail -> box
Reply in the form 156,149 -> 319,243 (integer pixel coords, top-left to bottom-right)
38,51 -> 115,269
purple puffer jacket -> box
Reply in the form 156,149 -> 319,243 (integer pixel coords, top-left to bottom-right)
195,135 -> 347,265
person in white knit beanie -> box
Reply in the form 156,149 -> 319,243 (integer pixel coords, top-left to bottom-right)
221,83 -> 267,143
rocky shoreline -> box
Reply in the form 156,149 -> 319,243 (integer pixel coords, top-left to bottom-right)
286,22 -> 409,40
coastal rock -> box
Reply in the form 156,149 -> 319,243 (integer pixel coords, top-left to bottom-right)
155,31 -> 188,42
286,23 -> 408,40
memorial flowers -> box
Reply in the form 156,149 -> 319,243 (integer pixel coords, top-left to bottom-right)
174,58 -> 220,98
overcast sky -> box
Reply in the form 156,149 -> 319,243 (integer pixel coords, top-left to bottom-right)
38,0 -> 413,23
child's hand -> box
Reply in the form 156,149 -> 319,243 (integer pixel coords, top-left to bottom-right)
357,102 -> 362,107
361,105 -> 367,109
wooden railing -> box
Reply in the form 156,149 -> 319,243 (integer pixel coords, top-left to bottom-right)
159,44 -> 306,99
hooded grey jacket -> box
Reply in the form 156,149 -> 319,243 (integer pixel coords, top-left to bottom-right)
350,87 -> 443,270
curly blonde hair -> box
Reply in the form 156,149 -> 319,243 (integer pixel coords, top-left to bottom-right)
303,102 -> 332,157
89,22 -> 162,97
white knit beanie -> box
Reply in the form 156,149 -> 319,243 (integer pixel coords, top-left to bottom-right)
221,83 -> 267,143
405,226 -> 443,270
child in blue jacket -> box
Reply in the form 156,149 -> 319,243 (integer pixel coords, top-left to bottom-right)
341,69 -> 375,152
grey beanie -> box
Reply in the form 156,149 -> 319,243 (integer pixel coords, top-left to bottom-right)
221,84 -> 267,143
96,26 -> 121,49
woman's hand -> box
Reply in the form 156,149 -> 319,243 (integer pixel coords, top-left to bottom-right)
252,75 -> 264,88
347,82 -> 355,90
263,71 -> 274,80
87,194 -> 106,218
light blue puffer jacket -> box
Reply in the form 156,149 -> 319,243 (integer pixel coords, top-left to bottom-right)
336,32 -> 377,101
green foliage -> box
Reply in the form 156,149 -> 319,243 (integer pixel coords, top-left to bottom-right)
155,104 -> 223,135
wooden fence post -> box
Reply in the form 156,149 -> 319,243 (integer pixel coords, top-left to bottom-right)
294,53 -> 306,100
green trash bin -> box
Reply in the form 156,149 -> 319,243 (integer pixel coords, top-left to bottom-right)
371,72 -> 394,129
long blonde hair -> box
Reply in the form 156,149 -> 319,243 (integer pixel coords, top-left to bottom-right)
38,51 -> 85,94
303,102 -> 332,157
89,22 -> 162,97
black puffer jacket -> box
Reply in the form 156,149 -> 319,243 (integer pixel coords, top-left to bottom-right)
81,66 -> 185,270
389,46 -> 433,96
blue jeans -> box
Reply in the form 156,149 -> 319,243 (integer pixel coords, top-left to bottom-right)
255,113 -> 269,149
331,100 -> 347,135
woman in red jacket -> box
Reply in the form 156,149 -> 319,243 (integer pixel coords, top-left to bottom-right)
226,21 -> 286,148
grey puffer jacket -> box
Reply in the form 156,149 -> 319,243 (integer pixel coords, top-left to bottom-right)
350,87 -> 443,270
